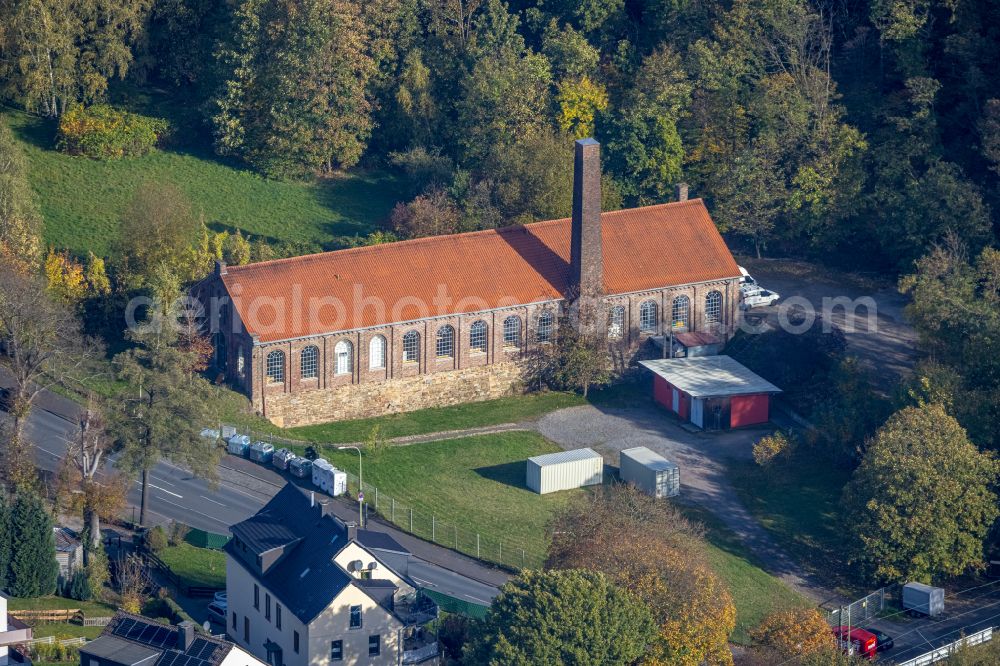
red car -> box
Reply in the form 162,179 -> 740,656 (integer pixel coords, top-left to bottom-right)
832,626 -> 878,659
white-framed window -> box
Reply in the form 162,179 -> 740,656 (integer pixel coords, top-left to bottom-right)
349,605 -> 362,629
639,300 -> 658,332
369,335 -> 386,369
368,635 -> 380,657
300,345 -> 318,379
436,325 -> 455,358
503,316 -> 521,347
705,290 -> 722,324
266,350 -> 285,383
672,295 -> 690,329
402,331 -> 420,363
334,340 -> 353,375
608,305 -> 625,339
469,320 -> 487,353
537,310 -> 554,342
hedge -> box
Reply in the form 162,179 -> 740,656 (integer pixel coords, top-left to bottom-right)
57,104 -> 169,159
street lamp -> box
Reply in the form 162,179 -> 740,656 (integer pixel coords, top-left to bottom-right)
338,446 -> 363,527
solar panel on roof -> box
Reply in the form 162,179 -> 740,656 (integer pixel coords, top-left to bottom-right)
158,652 -> 180,666
190,639 -> 217,660
139,624 -> 158,642
152,627 -> 175,648
111,618 -> 136,638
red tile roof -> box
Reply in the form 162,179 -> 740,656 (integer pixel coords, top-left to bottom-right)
222,199 -> 740,343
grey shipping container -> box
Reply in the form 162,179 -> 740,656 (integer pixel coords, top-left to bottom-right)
619,447 -> 679,498
902,582 -> 944,617
526,448 -> 603,494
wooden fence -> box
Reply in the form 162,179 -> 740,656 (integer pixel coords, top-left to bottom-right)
9,609 -> 113,627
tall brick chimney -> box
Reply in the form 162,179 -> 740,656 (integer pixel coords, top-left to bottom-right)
571,138 -> 603,305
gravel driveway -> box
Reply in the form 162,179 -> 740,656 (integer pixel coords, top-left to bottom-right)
536,403 -> 840,604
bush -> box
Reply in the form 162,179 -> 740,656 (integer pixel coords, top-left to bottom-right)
144,526 -> 168,553
753,431 -> 795,467
69,570 -> 92,601
168,521 -> 191,547
57,104 -> 169,159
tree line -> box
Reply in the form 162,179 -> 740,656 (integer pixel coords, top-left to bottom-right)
2,0 -> 998,268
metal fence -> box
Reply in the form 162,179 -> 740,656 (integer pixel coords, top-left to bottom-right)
896,626 -> 994,666
217,425 -> 547,570
827,585 -> 895,626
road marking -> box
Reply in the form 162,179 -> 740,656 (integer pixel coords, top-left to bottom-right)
135,481 -> 183,499
150,476 -> 177,487
154,497 -> 231,529
200,495 -> 227,507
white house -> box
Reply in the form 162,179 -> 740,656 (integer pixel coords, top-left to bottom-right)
225,485 -> 438,666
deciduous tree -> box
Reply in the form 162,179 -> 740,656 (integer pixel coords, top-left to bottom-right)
750,608 -> 836,658
841,403 -> 1000,583
464,569 -> 656,665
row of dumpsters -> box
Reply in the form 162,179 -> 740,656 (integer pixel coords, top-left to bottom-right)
223,433 -> 348,496
525,446 -> 679,498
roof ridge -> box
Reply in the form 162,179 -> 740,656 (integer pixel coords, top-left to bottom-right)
224,199 -> 704,274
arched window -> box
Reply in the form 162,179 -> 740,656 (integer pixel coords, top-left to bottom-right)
266,350 -> 285,384
537,310 -> 554,342
705,290 -> 722,324
237,345 -> 246,378
436,325 -> 455,358
639,300 -> 658,332
369,335 -> 386,369
608,305 -> 625,339
300,345 -> 319,379
402,331 -> 420,363
334,340 -> 353,375
503,316 -> 521,348
672,295 -> 690,329
215,332 -> 227,369
469,321 -> 488,353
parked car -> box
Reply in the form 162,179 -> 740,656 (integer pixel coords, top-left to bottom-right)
864,628 -> 894,652
206,601 -> 226,625
213,591 -> 227,605
738,265 -> 781,309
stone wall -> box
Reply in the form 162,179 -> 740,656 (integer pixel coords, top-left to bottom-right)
260,361 -> 525,427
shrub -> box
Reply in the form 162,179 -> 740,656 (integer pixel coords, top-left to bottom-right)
144,526 -> 168,553
168,521 -> 191,547
750,608 -> 835,658
57,104 -> 169,159
69,570 -> 92,601
753,431 -> 795,467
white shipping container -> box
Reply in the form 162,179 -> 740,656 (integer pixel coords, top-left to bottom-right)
619,447 -> 679,498
329,469 -> 348,496
903,582 -> 945,617
526,448 -> 603,494
312,458 -> 334,492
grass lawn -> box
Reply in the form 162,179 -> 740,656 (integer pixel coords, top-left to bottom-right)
7,596 -> 116,616
285,391 -> 587,443
294,431 -> 588,568
158,543 -> 226,589
3,109 -> 415,256
30,622 -> 107,640
726,454 -> 856,594
679,505 -> 813,645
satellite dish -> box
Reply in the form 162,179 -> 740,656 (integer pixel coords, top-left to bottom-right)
367,562 -> 377,571
352,560 -> 364,572
202,620 -> 211,632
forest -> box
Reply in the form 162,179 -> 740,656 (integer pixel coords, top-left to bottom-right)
1,0 -> 998,271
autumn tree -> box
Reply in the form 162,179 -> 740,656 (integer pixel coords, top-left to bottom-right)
0,122 -> 42,274
464,569 -> 656,665
538,312 -> 612,398
117,182 -> 202,294
109,325 -> 219,525
841,403 -> 1000,583
750,608 -> 836,658
0,0 -> 149,116
0,268 -> 93,489
45,250 -> 87,303
548,485 -> 736,665
59,402 -> 127,549
213,0 -> 375,177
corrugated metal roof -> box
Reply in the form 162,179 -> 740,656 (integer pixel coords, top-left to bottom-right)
528,447 -> 602,466
639,356 -> 782,398
221,199 -> 740,343
621,447 -> 678,471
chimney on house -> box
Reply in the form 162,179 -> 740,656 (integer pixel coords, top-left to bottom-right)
215,259 -> 227,277
675,182 -> 689,202
570,138 -> 603,302
345,521 -> 358,542
177,622 -> 195,651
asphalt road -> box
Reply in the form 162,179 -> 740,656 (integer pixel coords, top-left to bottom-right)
5,381 -> 504,605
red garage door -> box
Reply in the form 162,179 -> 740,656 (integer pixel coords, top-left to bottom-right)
653,375 -> 673,410
730,394 -> 770,428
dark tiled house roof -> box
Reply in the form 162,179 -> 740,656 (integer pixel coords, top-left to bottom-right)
80,612 -> 235,666
221,199 -> 740,342
226,484 -> 409,624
